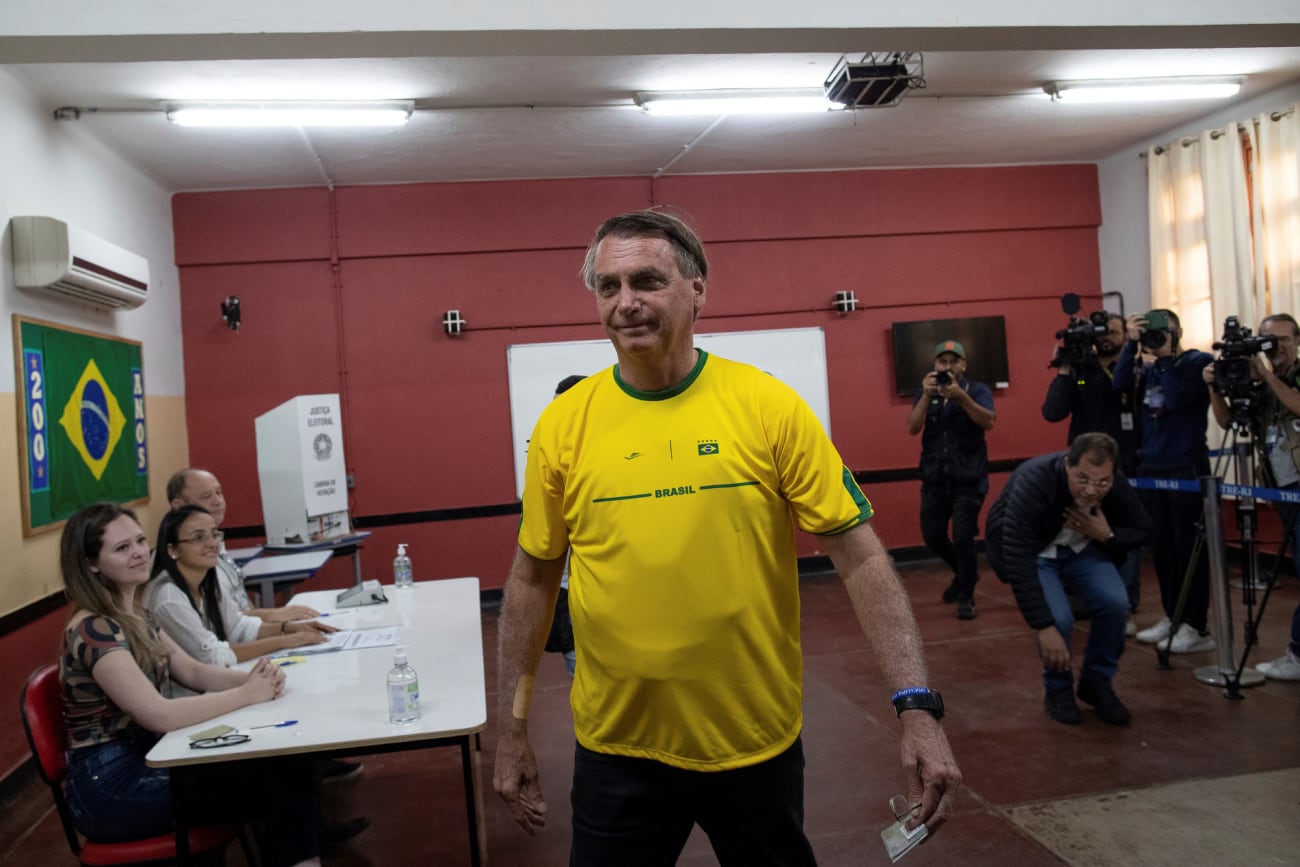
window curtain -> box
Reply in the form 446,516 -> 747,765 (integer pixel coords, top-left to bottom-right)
1147,137 -> 1215,351
1147,105 -> 1299,349
1199,124 -> 1257,338
1251,108 -> 1300,315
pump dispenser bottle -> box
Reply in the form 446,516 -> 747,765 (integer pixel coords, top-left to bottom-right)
393,543 -> 412,588
387,646 -> 420,724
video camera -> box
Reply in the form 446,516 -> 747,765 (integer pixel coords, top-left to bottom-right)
1052,293 -> 1109,369
1212,315 -> 1277,391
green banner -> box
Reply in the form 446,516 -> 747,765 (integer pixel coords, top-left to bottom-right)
14,316 -> 149,536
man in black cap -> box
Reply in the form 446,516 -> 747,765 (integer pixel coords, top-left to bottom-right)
907,339 -> 996,619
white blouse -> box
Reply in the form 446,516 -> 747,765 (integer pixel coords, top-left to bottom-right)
142,573 -> 262,667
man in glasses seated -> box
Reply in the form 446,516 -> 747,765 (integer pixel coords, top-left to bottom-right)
985,433 -> 1151,726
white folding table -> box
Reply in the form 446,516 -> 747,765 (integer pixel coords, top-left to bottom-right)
261,530 -> 374,587
238,549 -> 332,608
146,577 -> 488,865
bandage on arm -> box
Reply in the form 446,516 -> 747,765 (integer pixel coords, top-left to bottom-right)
512,674 -> 535,720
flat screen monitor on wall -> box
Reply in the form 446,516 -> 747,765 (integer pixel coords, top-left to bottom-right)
891,316 -> 1009,396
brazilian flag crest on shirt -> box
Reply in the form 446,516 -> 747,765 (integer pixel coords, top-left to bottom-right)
15,316 -> 149,535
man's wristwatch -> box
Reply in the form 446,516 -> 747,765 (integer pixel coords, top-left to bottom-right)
891,687 -> 945,721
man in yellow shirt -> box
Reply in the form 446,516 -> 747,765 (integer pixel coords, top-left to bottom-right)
494,210 -> 961,865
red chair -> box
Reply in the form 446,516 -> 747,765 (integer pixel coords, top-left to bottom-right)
20,663 -> 248,866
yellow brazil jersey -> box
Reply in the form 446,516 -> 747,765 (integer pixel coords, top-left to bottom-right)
519,351 -> 872,771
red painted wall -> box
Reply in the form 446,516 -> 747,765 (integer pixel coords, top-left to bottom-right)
2,605 -> 70,778
173,166 -> 1104,589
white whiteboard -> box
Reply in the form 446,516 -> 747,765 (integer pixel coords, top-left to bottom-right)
506,327 -> 831,498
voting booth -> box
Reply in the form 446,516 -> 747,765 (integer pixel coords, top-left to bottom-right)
255,393 -> 351,545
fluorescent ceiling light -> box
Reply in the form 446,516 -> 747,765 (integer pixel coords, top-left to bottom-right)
1046,78 -> 1243,104
636,89 -> 841,115
165,101 -> 414,127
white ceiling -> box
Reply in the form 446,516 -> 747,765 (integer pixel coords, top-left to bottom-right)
8,43 -> 1300,192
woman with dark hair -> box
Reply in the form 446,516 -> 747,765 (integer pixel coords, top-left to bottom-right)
143,505 -> 333,666
58,502 -> 320,865
144,505 -> 372,840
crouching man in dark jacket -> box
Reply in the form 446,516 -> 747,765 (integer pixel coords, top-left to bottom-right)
986,433 -> 1150,726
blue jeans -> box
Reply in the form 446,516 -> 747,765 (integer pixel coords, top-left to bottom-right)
570,737 -> 816,867
65,736 -> 318,866
1120,548 -> 1141,613
1036,545 -> 1128,694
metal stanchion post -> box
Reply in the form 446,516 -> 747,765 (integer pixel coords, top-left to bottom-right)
1194,475 -> 1264,691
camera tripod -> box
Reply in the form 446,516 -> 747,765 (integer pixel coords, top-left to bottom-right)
1158,416 -> 1279,695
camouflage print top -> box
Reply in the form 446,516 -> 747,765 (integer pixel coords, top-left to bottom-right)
60,614 -> 169,750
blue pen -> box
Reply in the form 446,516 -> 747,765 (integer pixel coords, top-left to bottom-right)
249,720 -> 298,730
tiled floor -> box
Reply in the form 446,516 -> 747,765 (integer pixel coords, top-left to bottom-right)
4,558 -> 1299,866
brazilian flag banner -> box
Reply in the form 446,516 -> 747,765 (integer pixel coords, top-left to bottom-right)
14,316 -> 149,536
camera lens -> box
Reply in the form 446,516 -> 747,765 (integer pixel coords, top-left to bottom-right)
1215,357 -> 1252,388
936,371 -> 952,386
1140,330 -> 1168,350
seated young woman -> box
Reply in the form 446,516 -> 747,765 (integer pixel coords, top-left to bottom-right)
59,502 -> 320,866
143,505 -> 335,666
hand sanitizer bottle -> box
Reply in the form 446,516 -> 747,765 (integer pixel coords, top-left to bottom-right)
393,543 -> 413,589
387,647 -> 420,724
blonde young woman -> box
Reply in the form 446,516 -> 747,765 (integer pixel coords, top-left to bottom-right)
143,505 -> 334,666
58,502 -> 320,866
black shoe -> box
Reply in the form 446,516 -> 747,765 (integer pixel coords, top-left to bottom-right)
941,579 -> 961,604
1044,689 -> 1081,725
1077,678 -> 1131,726
320,757 -> 364,782
956,599 -> 977,620
318,815 -> 370,844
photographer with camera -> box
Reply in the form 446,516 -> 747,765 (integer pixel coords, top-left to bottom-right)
1113,309 -> 1216,654
907,339 -> 997,620
1202,312 -> 1300,681
1042,308 -> 1138,474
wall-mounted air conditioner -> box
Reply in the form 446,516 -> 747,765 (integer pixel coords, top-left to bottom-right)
10,216 -> 150,309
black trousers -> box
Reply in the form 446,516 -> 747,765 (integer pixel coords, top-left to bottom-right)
1139,468 -> 1210,632
920,481 -> 986,600
570,736 -> 817,867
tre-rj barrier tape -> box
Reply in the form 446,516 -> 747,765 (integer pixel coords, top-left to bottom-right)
1128,476 -> 1300,504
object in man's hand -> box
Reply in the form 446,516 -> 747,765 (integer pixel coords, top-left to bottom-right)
880,795 -> 927,862
1140,310 -> 1171,350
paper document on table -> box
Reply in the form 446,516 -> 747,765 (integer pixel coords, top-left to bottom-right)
343,626 -> 402,650
290,626 -> 403,655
